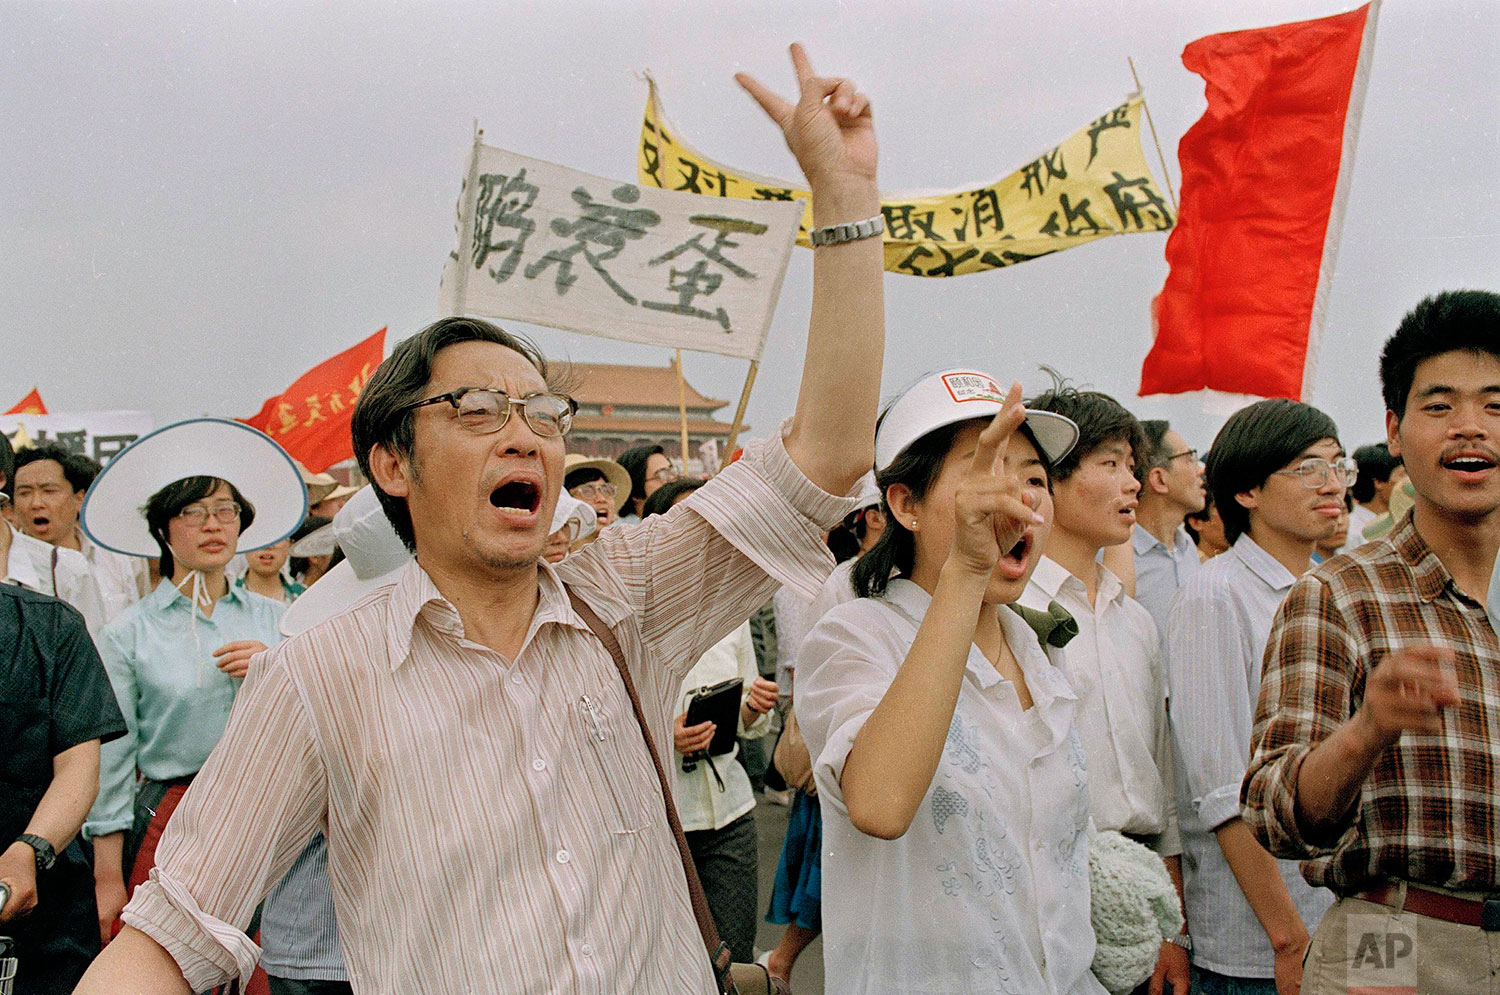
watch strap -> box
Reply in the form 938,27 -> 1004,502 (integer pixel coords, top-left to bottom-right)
17,833 -> 55,871
808,214 -> 885,247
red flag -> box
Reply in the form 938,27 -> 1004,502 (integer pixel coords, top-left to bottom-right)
241,329 -> 386,472
1140,3 -> 1379,401
5,388 -> 47,415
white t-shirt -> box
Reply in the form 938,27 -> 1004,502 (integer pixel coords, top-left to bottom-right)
798,578 -> 1106,995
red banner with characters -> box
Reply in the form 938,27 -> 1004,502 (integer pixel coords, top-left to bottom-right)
241,329 -> 386,472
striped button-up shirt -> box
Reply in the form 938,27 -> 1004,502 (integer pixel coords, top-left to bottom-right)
1167,535 -> 1331,977
1243,511 -> 1500,893
120,428 -> 853,994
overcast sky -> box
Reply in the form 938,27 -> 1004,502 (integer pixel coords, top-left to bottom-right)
4,0 -> 1497,454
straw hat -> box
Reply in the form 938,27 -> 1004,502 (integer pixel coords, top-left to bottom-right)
563,454 -> 631,512
81,418 -> 306,558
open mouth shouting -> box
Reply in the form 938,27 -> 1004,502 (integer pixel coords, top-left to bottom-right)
996,530 -> 1035,582
1440,448 -> 1497,483
487,472 -> 544,526
29,513 -> 52,537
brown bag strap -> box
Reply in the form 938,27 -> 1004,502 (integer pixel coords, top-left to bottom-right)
565,587 -> 734,993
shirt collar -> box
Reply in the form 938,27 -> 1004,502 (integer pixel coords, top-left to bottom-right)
1028,555 -> 1075,600
1030,554 -> 1123,607
1131,523 -> 1162,555
146,573 -> 251,612
1389,510 -> 1461,604
4,526 -> 44,590
1229,534 -> 1297,592
382,558 -> 584,671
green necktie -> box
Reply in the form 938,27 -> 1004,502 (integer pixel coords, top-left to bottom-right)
1008,600 -> 1079,649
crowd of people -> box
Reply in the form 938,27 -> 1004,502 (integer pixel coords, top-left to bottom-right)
3,45 -> 1499,995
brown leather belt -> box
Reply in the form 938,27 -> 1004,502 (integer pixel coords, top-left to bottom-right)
1355,882 -> 1500,931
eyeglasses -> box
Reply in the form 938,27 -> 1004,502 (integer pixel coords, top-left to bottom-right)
570,482 -> 617,499
176,502 -> 242,527
1165,448 -> 1199,464
402,387 -> 577,437
649,465 -> 678,485
1273,456 -> 1357,489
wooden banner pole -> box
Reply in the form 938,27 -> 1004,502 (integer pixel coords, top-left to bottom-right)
1128,57 -> 1179,214
674,349 -> 692,474
721,359 -> 759,471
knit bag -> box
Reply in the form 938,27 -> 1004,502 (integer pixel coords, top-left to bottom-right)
1088,830 -> 1184,994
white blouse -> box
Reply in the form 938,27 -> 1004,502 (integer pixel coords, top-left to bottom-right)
799,579 -> 1107,995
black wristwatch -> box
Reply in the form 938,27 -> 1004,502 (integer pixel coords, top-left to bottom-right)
17,834 -> 56,872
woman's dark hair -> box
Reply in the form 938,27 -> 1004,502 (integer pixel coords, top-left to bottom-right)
1350,442 -> 1400,504
287,514 -> 333,582
1204,398 -> 1340,545
641,477 -> 704,518
351,316 -> 565,552
564,467 -> 606,491
144,476 -> 255,578
1380,290 -> 1500,417
618,444 -> 667,503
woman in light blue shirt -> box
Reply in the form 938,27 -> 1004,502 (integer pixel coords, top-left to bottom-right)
77,419 -> 306,946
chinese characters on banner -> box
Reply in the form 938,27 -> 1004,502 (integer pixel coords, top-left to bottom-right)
438,144 -> 804,361
638,76 -> 1174,278
240,328 -> 386,472
0,411 -> 155,464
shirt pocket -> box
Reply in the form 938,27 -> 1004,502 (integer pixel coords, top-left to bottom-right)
574,694 -> 653,835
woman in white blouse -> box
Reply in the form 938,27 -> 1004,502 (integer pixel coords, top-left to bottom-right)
797,369 -> 1109,995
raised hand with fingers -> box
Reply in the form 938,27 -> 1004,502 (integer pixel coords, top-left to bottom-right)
947,383 -> 1046,579
1357,645 -> 1460,748
735,42 -> 876,192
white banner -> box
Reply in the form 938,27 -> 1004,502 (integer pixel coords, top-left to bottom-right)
1,411 -> 155,464
439,143 -> 804,361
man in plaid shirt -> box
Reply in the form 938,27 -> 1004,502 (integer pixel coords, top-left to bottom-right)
1243,290 -> 1500,994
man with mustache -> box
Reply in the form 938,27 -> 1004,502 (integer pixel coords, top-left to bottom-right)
1021,384 -> 1189,995
1244,291 -> 1500,995
76,43 -> 883,995
1165,398 -> 1346,995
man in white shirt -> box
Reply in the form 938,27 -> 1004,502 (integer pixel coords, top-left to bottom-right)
0,437 -> 107,636
1131,420 -> 1206,637
1166,398 -> 1345,995
1022,384 -> 1188,995
13,444 -> 149,623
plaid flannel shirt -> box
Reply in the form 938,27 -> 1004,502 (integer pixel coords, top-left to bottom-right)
1242,511 -> 1500,893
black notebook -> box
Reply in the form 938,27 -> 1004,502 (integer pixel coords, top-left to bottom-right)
683,677 -> 743,757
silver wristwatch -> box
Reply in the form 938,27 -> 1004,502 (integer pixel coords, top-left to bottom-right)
1169,931 -> 1193,952
808,214 -> 885,247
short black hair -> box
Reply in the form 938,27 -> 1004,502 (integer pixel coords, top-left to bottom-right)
145,476 -> 256,578
1204,398 -> 1340,545
1137,419 -> 1173,482
14,445 -> 100,493
618,444 -> 667,502
1350,442 -> 1400,503
1025,380 -> 1146,482
641,477 -> 704,517
1380,290 -> 1500,417
351,316 -> 562,552
564,467 -> 606,491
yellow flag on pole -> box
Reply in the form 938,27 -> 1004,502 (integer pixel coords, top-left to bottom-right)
638,77 -> 1174,277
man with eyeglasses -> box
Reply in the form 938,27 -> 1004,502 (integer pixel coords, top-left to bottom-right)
0,434 -> 108,638
1245,292 -> 1500,995
77,45 -> 883,995
1131,420 -> 1207,638
1164,398 -> 1346,995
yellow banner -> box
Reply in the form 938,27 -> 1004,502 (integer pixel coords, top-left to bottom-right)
638,78 -> 1174,277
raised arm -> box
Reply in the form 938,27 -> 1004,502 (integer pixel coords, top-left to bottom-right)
737,43 -> 883,497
